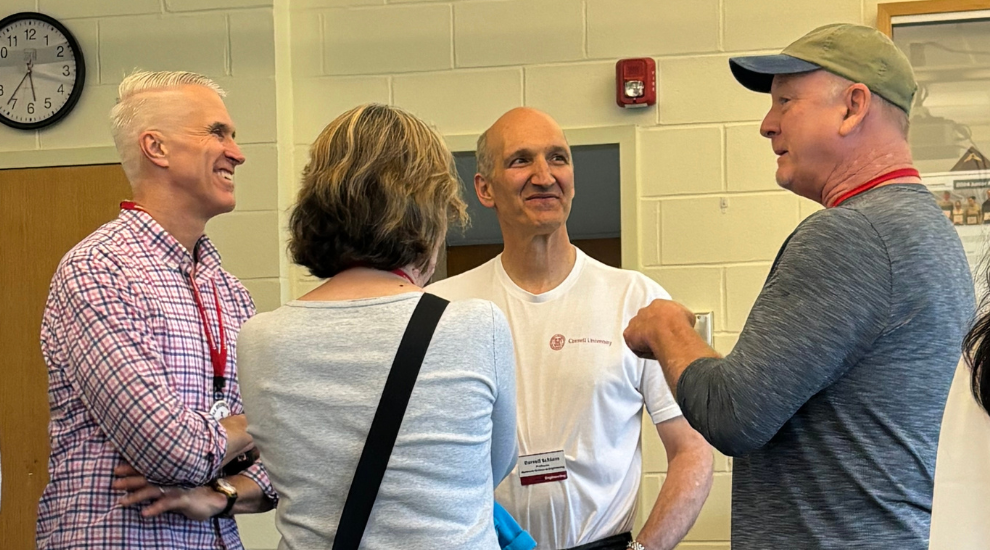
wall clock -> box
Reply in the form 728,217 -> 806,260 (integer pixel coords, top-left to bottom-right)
0,12 -> 85,130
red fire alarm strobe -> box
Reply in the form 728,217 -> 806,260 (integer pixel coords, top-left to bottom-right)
616,58 -> 656,108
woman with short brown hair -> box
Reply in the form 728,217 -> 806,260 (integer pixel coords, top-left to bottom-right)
237,104 -> 518,549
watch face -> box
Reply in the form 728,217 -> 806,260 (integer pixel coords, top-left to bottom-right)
0,12 -> 86,130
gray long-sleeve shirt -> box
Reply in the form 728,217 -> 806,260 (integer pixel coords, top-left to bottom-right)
678,184 -> 975,549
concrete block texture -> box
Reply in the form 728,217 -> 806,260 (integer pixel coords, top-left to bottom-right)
289,10 -> 323,78
240,278 -> 282,313
99,14 -> 228,84
454,0 -> 584,68
235,144 -> 279,211
166,0 -> 273,11
660,193 -> 799,265
587,0 -> 718,58
725,263 -> 772,332
294,0 -> 382,7
206,210 -> 280,279
525,62 -> 656,128
726,124 -> 780,192
723,0 -> 861,51
393,69 -> 523,135
218,77 -> 278,144
40,0 -> 161,19
639,200 -> 661,266
323,4 -> 452,75
38,85 -> 117,150
293,76 -> 390,145
640,126 -> 723,197
659,56 -> 769,125
643,266 -> 724,331
230,9 -> 276,78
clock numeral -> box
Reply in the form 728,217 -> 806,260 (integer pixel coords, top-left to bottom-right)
0,85 -> 4,97
27,102 -> 35,115
8,98 -> 16,109
7,35 -> 15,47
45,35 -> 49,45
25,28 -> 37,41
62,65 -> 70,77
45,98 -> 51,109
0,46 -> 7,58
57,84 -> 64,95
56,46 -> 64,58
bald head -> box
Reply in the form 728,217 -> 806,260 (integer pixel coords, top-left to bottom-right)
476,108 -> 568,181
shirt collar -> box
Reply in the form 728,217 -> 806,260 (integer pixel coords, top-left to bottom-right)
119,209 -> 223,278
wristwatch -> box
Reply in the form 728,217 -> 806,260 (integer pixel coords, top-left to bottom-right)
627,541 -> 646,550
210,477 -> 238,518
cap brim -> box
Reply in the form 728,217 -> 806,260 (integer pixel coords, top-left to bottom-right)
729,55 -> 821,93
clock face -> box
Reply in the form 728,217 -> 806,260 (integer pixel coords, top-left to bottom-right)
0,12 -> 86,130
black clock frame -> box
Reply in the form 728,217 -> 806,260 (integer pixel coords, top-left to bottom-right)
0,11 -> 86,130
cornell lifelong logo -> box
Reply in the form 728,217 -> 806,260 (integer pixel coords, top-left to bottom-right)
549,334 -> 565,351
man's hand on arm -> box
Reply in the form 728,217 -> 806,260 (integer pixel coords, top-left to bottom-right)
624,299 -> 720,399
113,464 -> 274,519
219,414 -> 255,465
634,417 -> 714,550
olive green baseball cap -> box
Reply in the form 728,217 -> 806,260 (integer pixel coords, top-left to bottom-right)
729,23 -> 917,114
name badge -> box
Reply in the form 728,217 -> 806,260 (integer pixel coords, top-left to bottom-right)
210,399 -> 231,420
519,450 -> 568,486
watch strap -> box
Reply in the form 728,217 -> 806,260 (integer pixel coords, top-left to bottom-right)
211,479 -> 238,518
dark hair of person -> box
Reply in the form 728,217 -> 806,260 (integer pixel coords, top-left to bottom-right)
289,104 -> 468,279
965,293 -> 990,414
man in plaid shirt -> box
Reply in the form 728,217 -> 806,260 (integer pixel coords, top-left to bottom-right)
37,71 -> 277,549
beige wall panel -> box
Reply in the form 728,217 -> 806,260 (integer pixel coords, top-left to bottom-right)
219,77 -> 278,144
726,123 -> 780,192
236,144 -> 280,211
660,193 -> 799,265
207,211 -> 280,279
295,0 -> 382,7
289,10 -> 323,78
455,0 -> 584,68
799,197 -> 823,221
863,0 -> 926,26
237,510 -> 279,550
643,266 -> 724,330
640,200 -> 661,267
640,126 -> 723,197
723,0 -> 861,51
525,62 -> 656,128
241,278 -> 282,313
659,56 -> 769,125
7,0 -> 36,12
292,76 -> 390,144
0,126 -> 39,153
587,0 -> 718,58
40,0 -> 161,19
682,472 -> 732,541
231,9 -> 276,78
725,264 -> 772,332
38,86 -> 117,150
713,332 -> 740,356
323,5 -> 451,75
99,14 -> 228,84
393,69 -> 523,135
166,0 -> 273,10
675,543 -> 731,550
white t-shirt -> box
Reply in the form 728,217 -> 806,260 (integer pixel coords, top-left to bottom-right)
429,248 -> 682,549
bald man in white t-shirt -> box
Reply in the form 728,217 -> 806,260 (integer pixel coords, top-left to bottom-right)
429,108 -> 712,550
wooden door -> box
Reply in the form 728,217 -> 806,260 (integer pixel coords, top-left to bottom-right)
0,164 -> 131,548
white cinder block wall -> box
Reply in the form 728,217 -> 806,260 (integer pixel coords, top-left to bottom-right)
287,1 -> 924,549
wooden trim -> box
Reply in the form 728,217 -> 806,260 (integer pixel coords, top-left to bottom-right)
878,0 -> 990,36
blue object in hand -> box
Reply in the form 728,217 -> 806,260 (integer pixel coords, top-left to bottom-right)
494,502 -> 537,550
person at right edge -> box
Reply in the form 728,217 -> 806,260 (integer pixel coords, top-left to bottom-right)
622,24 -> 975,549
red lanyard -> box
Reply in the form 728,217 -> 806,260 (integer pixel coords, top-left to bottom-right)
120,201 -> 228,397
831,168 -> 920,207
391,269 -> 416,285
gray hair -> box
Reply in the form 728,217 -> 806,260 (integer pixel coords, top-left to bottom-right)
109,70 -> 225,180
475,128 -> 495,182
825,71 -> 909,138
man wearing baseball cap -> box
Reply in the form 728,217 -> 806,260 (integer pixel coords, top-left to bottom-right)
624,23 -> 975,548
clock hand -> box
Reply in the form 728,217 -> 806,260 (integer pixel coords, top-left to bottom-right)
7,69 -> 28,106
27,62 -> 37,102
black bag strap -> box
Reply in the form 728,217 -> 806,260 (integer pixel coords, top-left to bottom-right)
332,293 -> 449,550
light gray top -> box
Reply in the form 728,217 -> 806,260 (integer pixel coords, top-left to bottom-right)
238,293 -> 517,550
679,184 -> 975,549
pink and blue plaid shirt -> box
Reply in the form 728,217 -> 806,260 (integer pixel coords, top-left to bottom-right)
38,208 -> 277,549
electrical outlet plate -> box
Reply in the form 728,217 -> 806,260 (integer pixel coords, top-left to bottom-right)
694,312 -> 713,346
